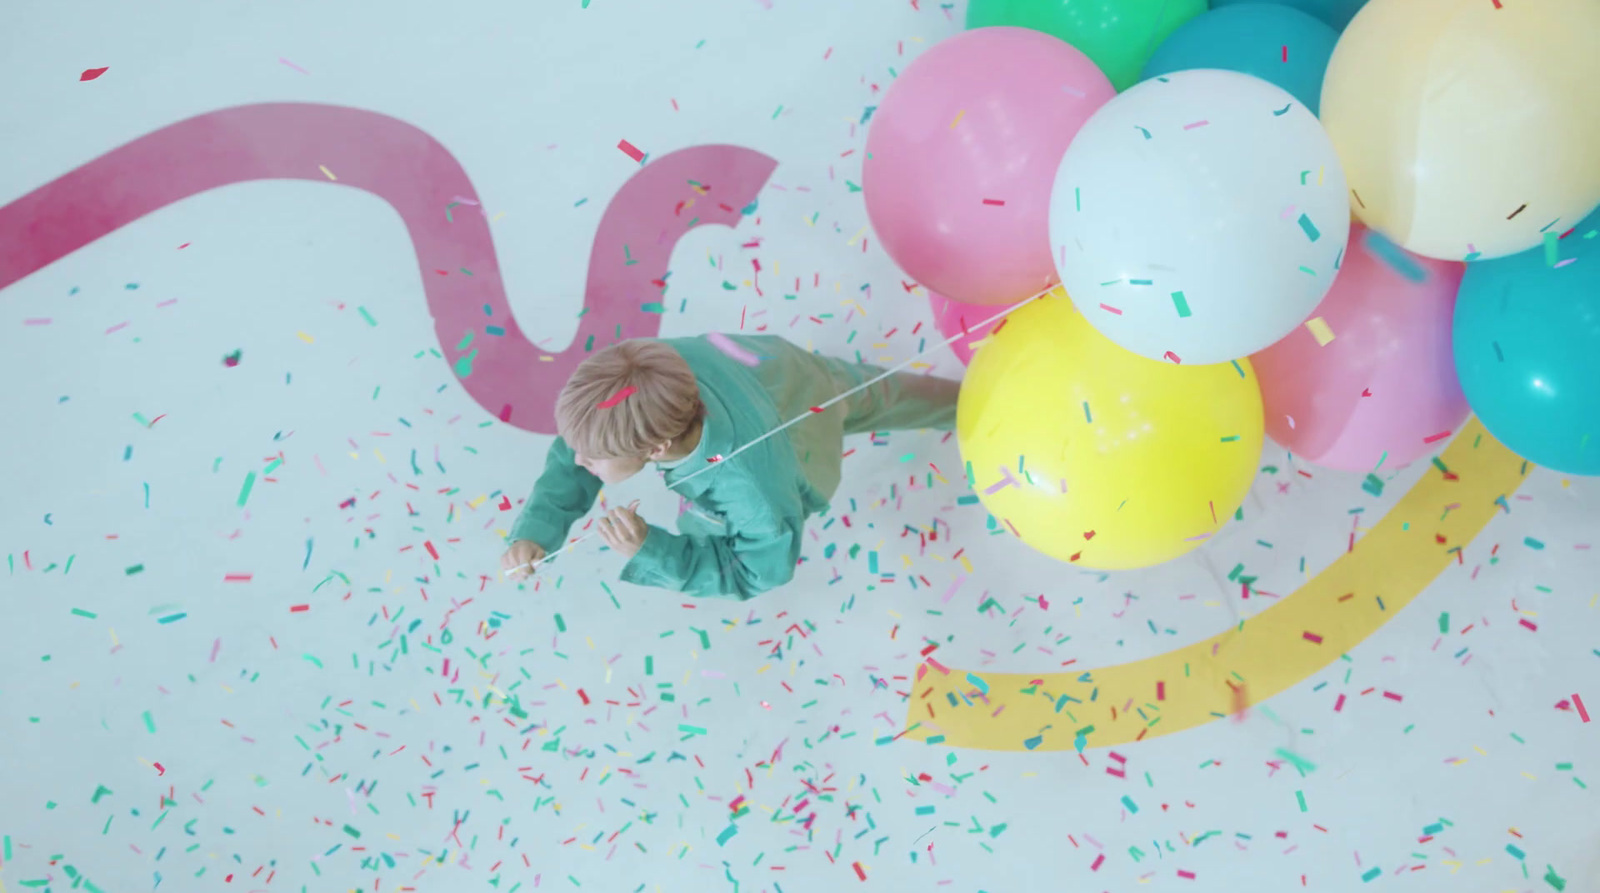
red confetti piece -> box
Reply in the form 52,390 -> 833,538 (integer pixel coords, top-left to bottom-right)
809,406 -> 825,413
1520,618 -> 1538,631
617,139 -> 645,163
424,540 -> 440,560
1575,693 -> 1591,723
1302,631 -> 1323,644
153,762 -> 165,775
1423,430 -> 1453,444
598,385 -> 637,408
1178,870 -> 1197,880
1090,854 -> 1106,871
1164,350 -> 1183,364
577,688 -> 590,705
223,573 -> 253,582
289,604 -> 310,613
981,198 -> 1006,206
1099,303 -> 1123,315
80,66 -> 109,81
852,862 -> 867,881
1156,681 -> 1165,701
1383,691 -> 1403,701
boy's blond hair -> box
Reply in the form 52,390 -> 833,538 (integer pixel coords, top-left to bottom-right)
556,340 -> 705,459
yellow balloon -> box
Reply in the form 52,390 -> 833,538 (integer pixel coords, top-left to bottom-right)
1320,0 -> 1600,261
957,290 -> 1264,570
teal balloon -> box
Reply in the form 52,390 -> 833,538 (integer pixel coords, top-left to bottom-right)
1209,0 -> 1368,32
1453,206 -> 1600,475
1141,5 -> 1337,114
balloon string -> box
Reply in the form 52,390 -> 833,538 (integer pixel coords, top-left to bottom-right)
505,284 -> 1056,575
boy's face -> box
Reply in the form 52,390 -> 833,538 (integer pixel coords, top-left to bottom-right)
574,452 -> 649,485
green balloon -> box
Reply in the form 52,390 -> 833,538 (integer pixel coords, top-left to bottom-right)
967,0 -> 1207,90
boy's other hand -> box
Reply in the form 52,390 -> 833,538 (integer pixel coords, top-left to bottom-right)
501,540 -> 545,582
598,501 -> 648,558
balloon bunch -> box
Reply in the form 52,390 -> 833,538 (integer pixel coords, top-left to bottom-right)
863,0 -> 1600,571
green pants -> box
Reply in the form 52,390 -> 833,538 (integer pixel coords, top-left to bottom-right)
748,337 -> 961,501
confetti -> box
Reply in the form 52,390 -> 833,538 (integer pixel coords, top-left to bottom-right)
1305,316 -> 1335,346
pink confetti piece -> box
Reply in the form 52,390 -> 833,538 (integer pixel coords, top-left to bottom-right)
278,57 -> 310,74
597,385 -> 637,408
617,139 -> 646,163
1302,631 -> 1324,644
707,331 -> 761,366
1099,303 -> 1123,315
22,318 -> 51,325
981,198 -> 1006,206
1575,693 -> 1591,723
80,66 -> 109,81
1182,120 -> 1210,130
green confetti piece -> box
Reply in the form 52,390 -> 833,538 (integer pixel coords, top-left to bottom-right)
157,613 -> 187,624
1524,537 -> 1545,550
71,608 -> 98,619
357,306 -> 377,326
1275,748 -> 1317,774
1297,213 -> 1321,242
1439,612 -> 1449,633
1361,867 -> 1381,883
237,471 -> 257,507
1171,291 -> 1191,317
125,564 -> 144,575
344,824 -> 361,838
640,302 -> 666,313
1120,795 -> 1138,814
1295,790 -> 1307,812
554,614 -> 566,633
142,711 -> 156,733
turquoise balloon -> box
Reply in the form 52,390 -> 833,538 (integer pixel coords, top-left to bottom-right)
1140,5 -> 1338,114
1453,206 -> 1600,475
1209,0 -> 1368,32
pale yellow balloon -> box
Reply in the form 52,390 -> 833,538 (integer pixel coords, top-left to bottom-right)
957,290 -> 1264,571
1320,0 -> 1600,261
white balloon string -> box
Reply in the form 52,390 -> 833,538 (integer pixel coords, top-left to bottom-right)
504,284 -> 1057,576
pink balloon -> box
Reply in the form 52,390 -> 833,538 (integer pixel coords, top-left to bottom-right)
929,291 -> 1003,366
1251,225 -> 1469,472
863,28 -> 1114,306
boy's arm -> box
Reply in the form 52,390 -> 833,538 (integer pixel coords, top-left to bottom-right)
508,438 -> 603,553
619,479 -> 801,600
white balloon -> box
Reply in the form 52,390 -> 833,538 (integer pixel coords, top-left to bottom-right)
1049,69 -> 1349,365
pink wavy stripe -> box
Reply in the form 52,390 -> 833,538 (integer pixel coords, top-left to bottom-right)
0,102 -> 776,433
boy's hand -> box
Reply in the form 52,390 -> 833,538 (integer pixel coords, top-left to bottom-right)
501,540 -> 545,582
598,501 -> 648,558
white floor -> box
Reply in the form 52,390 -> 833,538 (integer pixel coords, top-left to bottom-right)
3,2 -> 1598,891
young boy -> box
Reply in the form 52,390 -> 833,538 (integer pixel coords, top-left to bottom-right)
499,334 -> 959,600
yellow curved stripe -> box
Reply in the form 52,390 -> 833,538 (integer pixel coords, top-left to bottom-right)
903,417 -> 1527,751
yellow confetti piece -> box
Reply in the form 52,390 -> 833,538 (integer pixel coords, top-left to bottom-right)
847,227 -> 867,246
318,164 -> 337,181
296,331 -> 315,343
1305,316 -> 1336,346
950,109 -> 966,128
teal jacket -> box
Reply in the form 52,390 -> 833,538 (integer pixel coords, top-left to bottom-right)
510,335 -> 838,600
509,334 -> 959,599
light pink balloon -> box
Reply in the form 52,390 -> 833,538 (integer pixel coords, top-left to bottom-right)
1251,224 -> 1469,472
863,27 -> 1115,306
929,291 -> 1003,366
